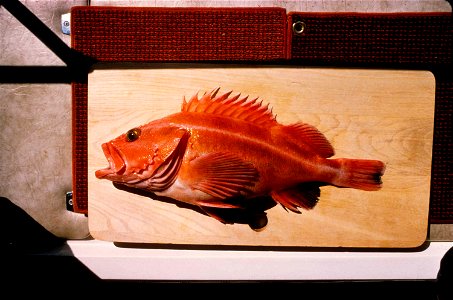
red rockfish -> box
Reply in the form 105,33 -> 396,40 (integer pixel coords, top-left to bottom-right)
95,88 -> 385,224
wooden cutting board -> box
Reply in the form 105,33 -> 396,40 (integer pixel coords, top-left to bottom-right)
87,65 -> 435,248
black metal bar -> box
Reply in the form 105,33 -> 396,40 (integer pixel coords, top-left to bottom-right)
0,66 -> 73,83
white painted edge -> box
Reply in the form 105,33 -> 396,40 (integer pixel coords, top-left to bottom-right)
64,240 -> 453,280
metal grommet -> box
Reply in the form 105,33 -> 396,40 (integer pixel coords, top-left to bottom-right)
66,191 -> 74,211
292,21 -> 306,35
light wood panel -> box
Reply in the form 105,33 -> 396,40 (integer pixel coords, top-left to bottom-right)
87,66 -> 435,248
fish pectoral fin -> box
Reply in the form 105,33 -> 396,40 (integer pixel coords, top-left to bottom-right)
188,152 -> 259,199
148,130 -> 190,191
270,182 -> 322,213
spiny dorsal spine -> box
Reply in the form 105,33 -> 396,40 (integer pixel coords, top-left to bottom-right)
181,88 -> 277,127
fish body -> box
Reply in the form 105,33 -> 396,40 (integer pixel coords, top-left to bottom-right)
96,88 -> 385,223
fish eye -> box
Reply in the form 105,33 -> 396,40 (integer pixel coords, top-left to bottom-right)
126,128 -> 141,142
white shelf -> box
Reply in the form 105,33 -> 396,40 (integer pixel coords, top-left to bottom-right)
63,239 -> 452,281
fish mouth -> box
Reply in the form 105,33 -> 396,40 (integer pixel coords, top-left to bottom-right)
95,143 -> 156,184
95,143 -> 126,179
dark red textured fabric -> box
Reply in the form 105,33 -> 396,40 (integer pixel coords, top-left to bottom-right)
431,76 -> 453,224
71,7 -> 452,223
72,82 -> 88,213
288,12 -> 452,66
71,6 -> 288,62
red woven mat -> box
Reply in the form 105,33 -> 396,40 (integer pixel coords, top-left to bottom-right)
71,7 -> 452,223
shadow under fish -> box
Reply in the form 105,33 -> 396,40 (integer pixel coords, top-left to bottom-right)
113,181 -> 323,231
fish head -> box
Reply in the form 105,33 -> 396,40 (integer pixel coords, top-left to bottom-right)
95,122 -> 187,185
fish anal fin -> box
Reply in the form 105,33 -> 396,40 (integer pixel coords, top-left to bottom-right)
187,152 -> 259,199
271,183 -> 322,213
281,123 -> 335,158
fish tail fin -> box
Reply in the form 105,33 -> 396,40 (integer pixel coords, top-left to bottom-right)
333,158 -> 386,191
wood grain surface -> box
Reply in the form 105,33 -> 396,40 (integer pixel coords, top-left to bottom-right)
87,65 -> 435,248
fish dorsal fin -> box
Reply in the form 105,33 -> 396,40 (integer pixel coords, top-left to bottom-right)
181,88 -> 278,127
280,123 -> 335,158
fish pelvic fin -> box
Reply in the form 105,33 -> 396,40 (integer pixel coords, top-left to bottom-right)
198,206 -> 233,224
271,182 -> 322,213
181,88 -> 278,128
332,158 -> 386,191
187,152 -> 259,199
